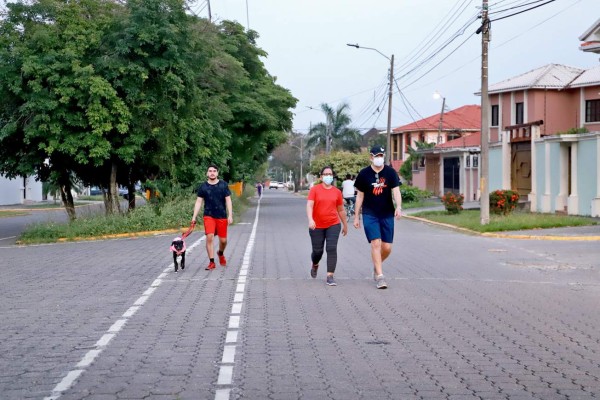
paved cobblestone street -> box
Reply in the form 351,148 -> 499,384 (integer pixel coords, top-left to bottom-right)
1,189 -> 599,399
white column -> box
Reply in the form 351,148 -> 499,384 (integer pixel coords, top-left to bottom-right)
529,126 -> 540,212
501,130 -> 510,189
555,144 -> 568,212
541,141 -> 551,212
568,141 -> 579,215
461,153 -> 467,200
439,156 -> 444,196
580,88 -> 585,129
469,156 -> 475,201
591,135 -> 600,217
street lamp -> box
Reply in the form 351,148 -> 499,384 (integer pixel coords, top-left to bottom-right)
347,43 -> 394,165
433,91 -> 446,144
289,134 -> 304,190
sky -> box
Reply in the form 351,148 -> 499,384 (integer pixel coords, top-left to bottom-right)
196,0 -> 598,134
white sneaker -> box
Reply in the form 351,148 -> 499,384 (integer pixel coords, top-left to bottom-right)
376,274 -> 388,289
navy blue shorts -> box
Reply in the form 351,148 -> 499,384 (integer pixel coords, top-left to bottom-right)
362,213 -> 394,243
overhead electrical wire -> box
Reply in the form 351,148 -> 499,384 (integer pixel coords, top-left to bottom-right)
490,0 -> 555,22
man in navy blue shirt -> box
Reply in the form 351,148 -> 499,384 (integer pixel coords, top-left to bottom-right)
192,164 -> 233,270
353,146 -> 403,289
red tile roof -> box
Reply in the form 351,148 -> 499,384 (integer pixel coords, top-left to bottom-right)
437,132 -> 481,149
393,105 -> 481,133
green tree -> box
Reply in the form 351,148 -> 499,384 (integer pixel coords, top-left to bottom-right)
309,151 -> 370,180
0,0 -> 130,220
307,103 -> 361,155
217,21 -> 297,183
0,0 -> 296,218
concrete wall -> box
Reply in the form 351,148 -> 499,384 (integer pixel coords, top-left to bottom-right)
0,175 -> 44,205
488,144 -> 503,191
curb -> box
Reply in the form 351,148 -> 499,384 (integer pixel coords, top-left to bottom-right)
404,215 -> 600,241
15,228 -> 192,245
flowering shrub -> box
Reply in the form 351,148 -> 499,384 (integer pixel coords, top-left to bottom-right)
489,189 -> 520,215
441,192 -> 464,214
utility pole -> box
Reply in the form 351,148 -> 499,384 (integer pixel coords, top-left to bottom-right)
386,55 -> 394,165
437,96 -> 446,144
480,0 -> 490,225
207,0 -> 212,21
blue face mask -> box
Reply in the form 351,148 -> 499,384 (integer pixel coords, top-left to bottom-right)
322,176 -> 334,185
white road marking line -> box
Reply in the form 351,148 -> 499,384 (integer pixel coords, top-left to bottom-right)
225,331 -> 238,343
215,389 -> 231,400
133,295 -> 149,306
221,345 -> 236,363
122,306 -> 139,318
214,199 -> 261,400
95,333 -> 115,348
44,235 -> 206,400
231,303 -> 242,314
228,316 -> 240,329
217,366 -> 233,385
76,350 -> 102,368
108,319 -> 126,333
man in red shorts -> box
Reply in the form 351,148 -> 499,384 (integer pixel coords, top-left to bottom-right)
191,164 -> 233,270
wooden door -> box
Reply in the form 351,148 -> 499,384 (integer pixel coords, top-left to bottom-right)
511,142 -> 531,196
425,155 -> 440,196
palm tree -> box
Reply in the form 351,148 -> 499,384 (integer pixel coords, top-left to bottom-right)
307,103 -> 361,154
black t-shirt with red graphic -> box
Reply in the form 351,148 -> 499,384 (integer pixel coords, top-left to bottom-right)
354,165 -> 400,218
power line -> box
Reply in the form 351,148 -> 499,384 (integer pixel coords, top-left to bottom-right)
406,0 -> 583,93
490,0 -> 548,14
395,0 -> 475,73
490,0 -> 555,22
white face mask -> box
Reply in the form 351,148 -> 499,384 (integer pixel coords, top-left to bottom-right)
322,176 -> 334,185
373,156 -> 384,167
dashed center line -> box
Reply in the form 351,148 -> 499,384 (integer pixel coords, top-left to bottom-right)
214,199 -> 260,400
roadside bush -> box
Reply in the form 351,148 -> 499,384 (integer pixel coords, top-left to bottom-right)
441,192 -> 464,214
400,186 -> 432,203
19,186 -> 250,244
490,189 -> 520,215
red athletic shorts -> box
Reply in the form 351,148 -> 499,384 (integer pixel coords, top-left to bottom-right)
203,216 -> 228,237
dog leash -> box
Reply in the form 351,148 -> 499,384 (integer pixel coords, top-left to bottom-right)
181,221 -> 196,240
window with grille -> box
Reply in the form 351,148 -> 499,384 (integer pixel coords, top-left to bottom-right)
515,102 -> 524,124
491,105 -> 499,127
586,99 -> 600,122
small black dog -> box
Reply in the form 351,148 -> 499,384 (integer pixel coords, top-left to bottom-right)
170,237 -> 186,272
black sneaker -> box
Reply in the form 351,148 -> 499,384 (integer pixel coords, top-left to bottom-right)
310,264 -> 318,278
326,276 -> 337,286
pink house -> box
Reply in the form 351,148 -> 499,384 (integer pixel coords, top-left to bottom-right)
390,105 -> 481,197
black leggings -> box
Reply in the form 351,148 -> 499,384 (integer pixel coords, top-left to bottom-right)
309,223 -> 341,274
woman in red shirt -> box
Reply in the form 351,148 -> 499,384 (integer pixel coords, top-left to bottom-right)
306,166 -> 348,286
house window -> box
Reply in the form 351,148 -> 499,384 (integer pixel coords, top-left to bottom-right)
466,156 -> 471,168
515,102 -> 524,124
472,154 -> 479,168
586,99 -> 600,122
491,105 -> 499,127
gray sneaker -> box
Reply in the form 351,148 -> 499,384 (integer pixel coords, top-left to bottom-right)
376,274 -> 388,289
310,264 -> 318,278
326,276 -> 337,286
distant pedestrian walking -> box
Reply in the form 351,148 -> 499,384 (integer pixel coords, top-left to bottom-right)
191,164 -> 233,270
353,146 -> 402,289
256,182 -> 263,198
306,166 -> 348,286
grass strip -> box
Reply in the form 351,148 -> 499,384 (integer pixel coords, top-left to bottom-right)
411,209 -> 597,233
